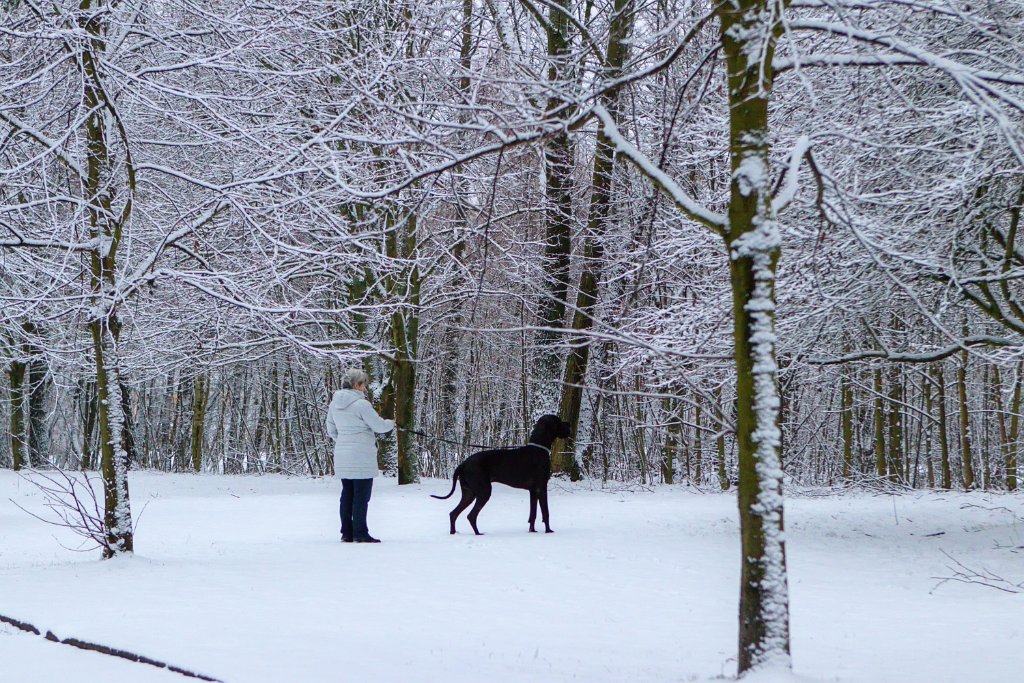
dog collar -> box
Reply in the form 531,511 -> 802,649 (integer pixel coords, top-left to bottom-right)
528,442 -> 551,454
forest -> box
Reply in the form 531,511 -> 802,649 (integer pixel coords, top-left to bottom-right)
2,1 -> 1023,681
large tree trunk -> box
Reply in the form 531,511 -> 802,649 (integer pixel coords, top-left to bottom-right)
534,0 -> 575,423
556,0 -> 634,480
435,0 -> 477,453
719,0 -> 790,671
81,0 -> 134,556
91,320 -> 134,557
387,214 -> 421,485
933,365 -> 953,490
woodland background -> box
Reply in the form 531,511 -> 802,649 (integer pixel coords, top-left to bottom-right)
3,0 -> 1024,674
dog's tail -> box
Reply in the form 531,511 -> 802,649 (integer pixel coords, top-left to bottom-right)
431,463 -> 464,500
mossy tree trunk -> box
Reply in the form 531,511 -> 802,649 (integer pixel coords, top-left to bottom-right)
190,374 -> 210,472
719,0 -> 790,671
556,0 -> 634,480
386,213 -> 421,485
80,1 -> 134,556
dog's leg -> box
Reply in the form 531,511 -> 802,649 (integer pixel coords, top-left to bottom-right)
465,483 -> 491,536
449,487 -> 475,535
538,486 -> 553,533
528,489 -> 538,532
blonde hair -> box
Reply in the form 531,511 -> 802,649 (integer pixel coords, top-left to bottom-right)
341,368 -> 370,389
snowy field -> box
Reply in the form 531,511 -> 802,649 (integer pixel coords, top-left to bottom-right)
1,471 -> 1022,683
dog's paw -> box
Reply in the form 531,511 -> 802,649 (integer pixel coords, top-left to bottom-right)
545,529 -> 554,533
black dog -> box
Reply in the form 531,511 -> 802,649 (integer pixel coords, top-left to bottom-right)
432,414 -> 571,535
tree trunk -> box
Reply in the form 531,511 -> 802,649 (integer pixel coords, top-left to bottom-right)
81,1 -> 134,556
80,379 -> 99,470
923,375 -> 935,488
387,213 -> 421,485
1007,364 -> 1021,491
534,0 -> 575,422
694,400 -> 703,485
555,0 -> 634,481
24,325 -> 47,467
720,0 -> 790,670
841,372 -> 854,481
191,374 -> 210,472
887,367 -> 904,484
933,365 -> 953,489
9,360 -> 27,471
873,368 -> 886,479
715,385 -> 730,490
957,353 -> 976,490
662,398 -> 678,484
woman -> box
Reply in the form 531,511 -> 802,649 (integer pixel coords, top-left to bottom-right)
326,368 -> 395,543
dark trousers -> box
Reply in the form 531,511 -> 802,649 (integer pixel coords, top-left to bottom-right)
339,478 -> 374,539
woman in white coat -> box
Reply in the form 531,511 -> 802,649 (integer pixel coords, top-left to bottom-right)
326,368 -> 395,543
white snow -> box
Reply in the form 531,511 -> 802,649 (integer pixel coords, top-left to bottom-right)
2,472 -> 1023,683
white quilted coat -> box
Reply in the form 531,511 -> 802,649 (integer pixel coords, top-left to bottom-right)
326,389 -> 394,479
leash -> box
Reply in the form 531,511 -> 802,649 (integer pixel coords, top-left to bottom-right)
395,424 -> 495,450
396,424 -> 551,453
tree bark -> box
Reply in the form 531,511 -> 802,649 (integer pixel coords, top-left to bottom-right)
555,0 -> 634,480
957,352 -> 976,490
1007,364 -> 1022,491
191,375 -> 210,472
9,360 -> 27,471
841,372 -> 854,481
80,0 -> 134,556
933,365 -> 953,489
873,368 -> 886,479
715,384 -> 730,490
719,0 -> 790,671
24,324 -> 47,466
887,367 -> 904,484
387,213 -> 421,485
534,0 -> 576,423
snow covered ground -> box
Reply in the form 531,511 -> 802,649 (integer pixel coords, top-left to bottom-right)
1,471 -> 1022,683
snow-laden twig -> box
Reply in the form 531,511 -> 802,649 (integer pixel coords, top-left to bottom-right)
931,550 -> 1023,594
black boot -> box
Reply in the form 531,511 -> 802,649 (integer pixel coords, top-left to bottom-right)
354,535 -> 380,543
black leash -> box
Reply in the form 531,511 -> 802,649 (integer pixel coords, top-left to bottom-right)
396,424 -> 496,450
